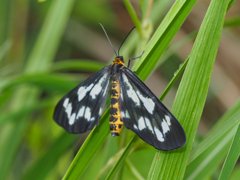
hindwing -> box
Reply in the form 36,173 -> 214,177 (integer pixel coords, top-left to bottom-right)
53,66 -> 111,133
119,67 -> 186,151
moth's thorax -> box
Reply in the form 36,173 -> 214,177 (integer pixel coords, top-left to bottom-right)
109,75 -> 123,136
111,56 -> 124,66
111,57 -> 125,76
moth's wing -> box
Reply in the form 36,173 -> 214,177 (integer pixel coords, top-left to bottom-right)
53,66 -> 111,133
119,67 -> 186,150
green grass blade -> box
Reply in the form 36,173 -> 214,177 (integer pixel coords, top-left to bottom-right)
95,148 -> 122,180
227,0 -> 236,11
154,31 -> 196,71
22,132 -> 76,180
123,0 -> 142,36
0,99 -> 54,125
125,159 -> 145,180
0,40 -> 12,63
52,60 -> 105,72
224,16 -> 240,28
0,0 -> 75,179
208,98 -> 240,134
147,0 -> 229,179
188,99 -> 240,164
0,119 -> 28,180
230,165 -> 240,180
0,73 -> 79,94
132,0 -> 198,81
184,128 -> 235,180
140,0 -> 149,21
0,1 -> 10,47
184,99 -> 240,179
160,58 -> 188,101
62,109 -> 110,180
218,123 -> 240,180
150,0 -> 173,23
24,0 -> 75,73
106,135 -> 138,180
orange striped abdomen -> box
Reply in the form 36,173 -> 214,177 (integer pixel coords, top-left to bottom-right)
110,77 -> 123,136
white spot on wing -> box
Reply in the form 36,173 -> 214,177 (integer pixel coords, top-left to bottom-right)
84,107 -> 91,121
125,110 -> 130,118
69,113 -> 76,125
122,74 -> 140,106
121,111 -> 125,117
165,115 -> 171,126
76,106 -> 95,122
133,124 -> 138,129
162,120 -> 170,135
63,99 -> 76,125
103,78 -> 110,96
138,117 -> 146,130
121,110 -> 130,119
78,84 -> 94,101
120,91 -> 123,100
145,118 -> 154,133
63,98 -> 69,108
136,91 -> 155,114
99,107 -> 102,116
65,103 -> 72,119
90,117 -> 95,121
77,106 -> 85,118
90,73 -> 107,99
154,127 -> 164,142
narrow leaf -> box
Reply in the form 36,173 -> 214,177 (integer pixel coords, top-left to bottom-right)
22,132 -> 76,180
106,136 -> 138,180
148,0 -> 229,179
52,60 -> 105,72
218,123 -> 240,180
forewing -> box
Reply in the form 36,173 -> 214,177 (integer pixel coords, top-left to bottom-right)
53,66 -> 111,133
119,67 -> 186,150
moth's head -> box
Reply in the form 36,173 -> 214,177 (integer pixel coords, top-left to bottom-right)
116,56 -> 124,63
112,56 -> 125,67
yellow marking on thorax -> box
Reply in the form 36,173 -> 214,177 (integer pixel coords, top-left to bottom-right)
111,57 -> 125,66
109,78 -> 123,135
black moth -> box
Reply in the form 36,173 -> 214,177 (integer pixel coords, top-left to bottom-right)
53,24 -> 186,151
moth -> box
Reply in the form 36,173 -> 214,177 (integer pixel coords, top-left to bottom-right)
53,24 -> 186,151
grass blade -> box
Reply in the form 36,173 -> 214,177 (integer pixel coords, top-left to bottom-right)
123,0 -> 142,36
227,0 -> 236,10
22,132 -> 77,180
185,104 -> 240,179
188,99 -> 240,164
224,16 -> 240,28
218,123 -> 240,180
52,60 -> 105,72
62,109 -> 110,180
106,136 -> 138,180
132,0 -> 198,81
0,73 -> 79,94
147,0 -> 229,179
184,129 -> 235,180
0,0 -> 75,179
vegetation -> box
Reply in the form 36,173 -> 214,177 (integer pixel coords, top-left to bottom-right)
0,0 -> 240,179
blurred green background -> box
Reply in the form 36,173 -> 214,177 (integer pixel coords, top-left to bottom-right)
1,0 -> 240,179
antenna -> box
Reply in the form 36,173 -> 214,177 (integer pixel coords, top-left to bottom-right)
118,26 -> 136,56
99,23 -> 117,56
